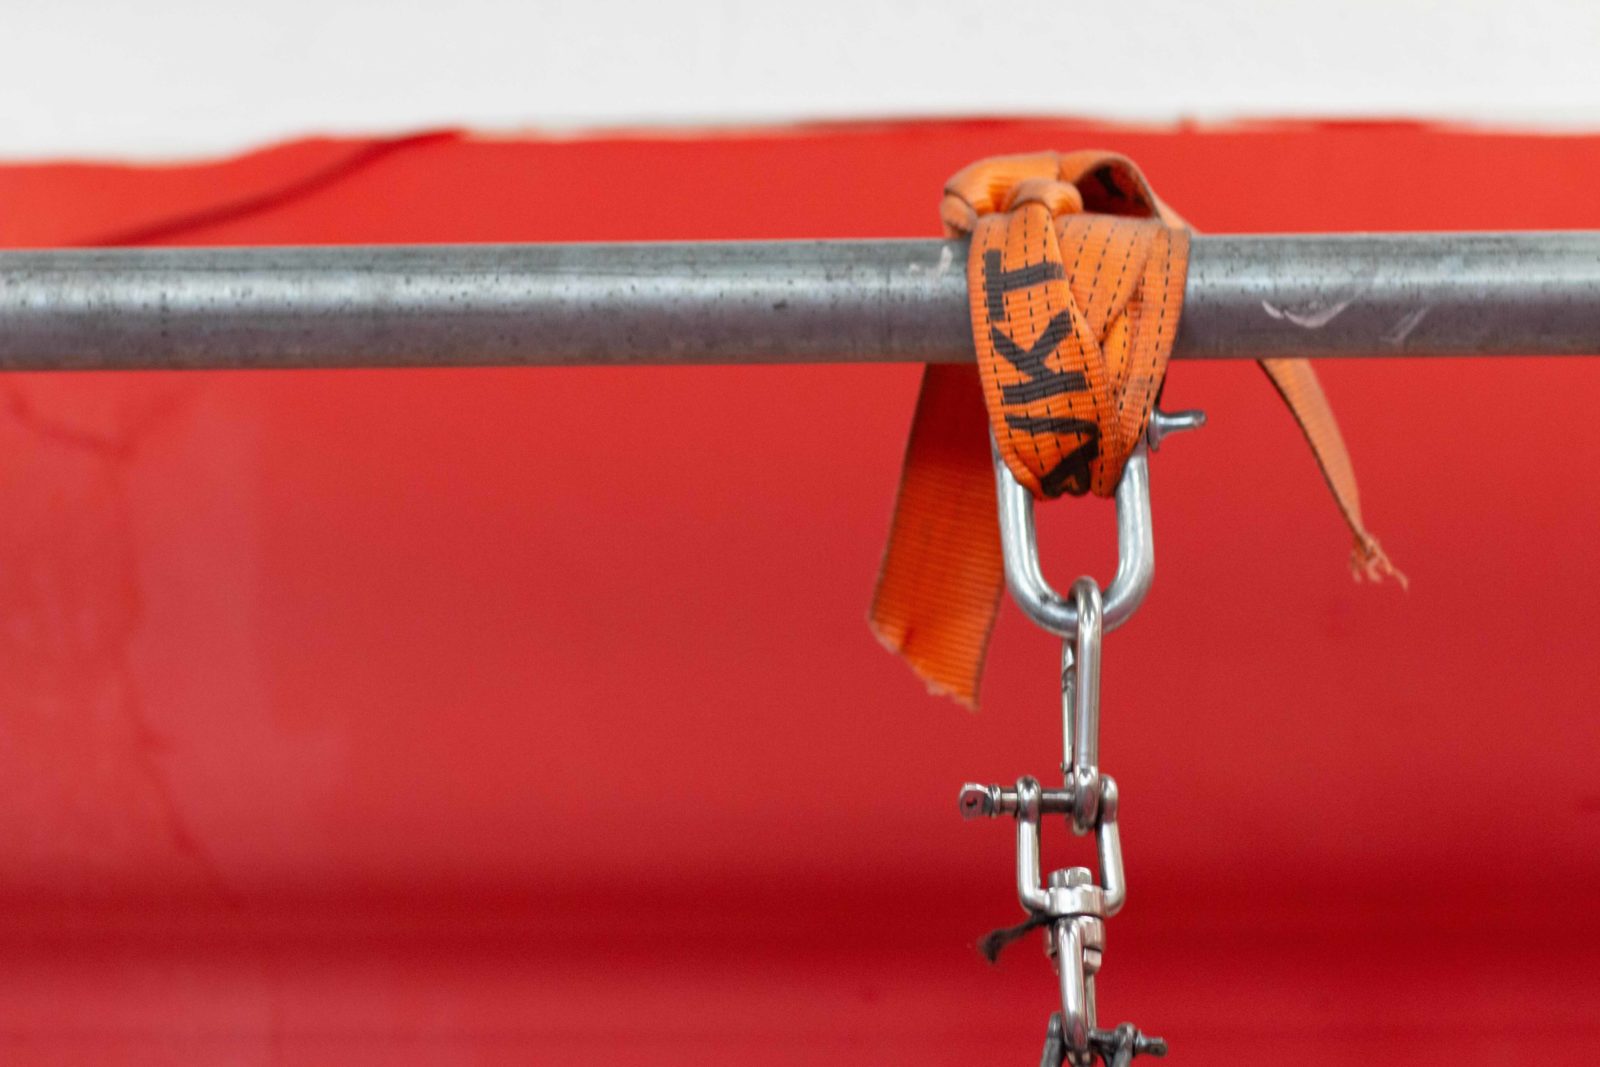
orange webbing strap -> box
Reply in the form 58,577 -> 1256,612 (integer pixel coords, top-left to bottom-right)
870,151 -> 1399,707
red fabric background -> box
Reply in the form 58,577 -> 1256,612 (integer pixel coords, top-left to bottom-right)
1,121 -> 1597,1065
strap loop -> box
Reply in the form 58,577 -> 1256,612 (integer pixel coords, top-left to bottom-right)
951,154 -> 1188,501
870,150 -> 1399,708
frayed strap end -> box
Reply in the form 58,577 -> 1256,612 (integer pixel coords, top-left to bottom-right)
1350,535 -> 1409,591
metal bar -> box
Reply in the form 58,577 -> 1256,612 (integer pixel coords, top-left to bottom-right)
0,232 -> 1596,370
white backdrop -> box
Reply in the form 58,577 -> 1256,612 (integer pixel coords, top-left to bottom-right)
3,0 -> 1599,161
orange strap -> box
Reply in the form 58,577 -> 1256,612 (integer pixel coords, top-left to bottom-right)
870,151 -> 1399,707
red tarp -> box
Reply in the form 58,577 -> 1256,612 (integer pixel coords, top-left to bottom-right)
1,121 -> 1598,1064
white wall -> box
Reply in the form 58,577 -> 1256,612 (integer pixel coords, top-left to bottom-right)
4,0 -> 1599,161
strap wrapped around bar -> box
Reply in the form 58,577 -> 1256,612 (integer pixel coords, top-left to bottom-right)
870,151 -> 1399,708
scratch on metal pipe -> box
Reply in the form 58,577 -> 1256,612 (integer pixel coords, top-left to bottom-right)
1261,297 -> 1355,330
908,245 -> 955,278
1384,306 -> 1431,346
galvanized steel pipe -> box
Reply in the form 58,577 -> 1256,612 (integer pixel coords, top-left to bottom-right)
0,232 -> 1596,370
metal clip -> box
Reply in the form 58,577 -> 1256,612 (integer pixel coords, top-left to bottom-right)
992,408 -> 1203,639
1062,578 -> 1102,833
992,441 -> 1151,639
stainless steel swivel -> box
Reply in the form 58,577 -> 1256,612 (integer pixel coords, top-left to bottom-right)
960,768 -> 1124,1061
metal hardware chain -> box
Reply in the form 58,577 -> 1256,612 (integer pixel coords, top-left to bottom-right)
965,413 -> 1201,1065
960,580 -> 1164,1066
